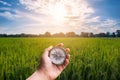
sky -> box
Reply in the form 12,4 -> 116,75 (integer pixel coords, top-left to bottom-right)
0,0 -> 120,34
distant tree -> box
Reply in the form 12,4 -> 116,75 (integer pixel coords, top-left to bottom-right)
95,33 -> 106,37
59,32 -> 65,37
53,32 -> 65,37
8,34 -> 19,37
52,33 -> 58,37
80,32 -> 89,37
106,32 -> 110,37
116,30 -> 120,37
88,32 -> 94,37
76,34 -> 80,37
20,33 -> 26,37
1,30 -> 120,38
44,32 -> 51,37
0,34 -> 7,37
39,34 -> 44,37
111,32 -> 116,37
66,32 -> 76,37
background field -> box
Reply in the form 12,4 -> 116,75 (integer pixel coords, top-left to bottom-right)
0,38 -> 120,80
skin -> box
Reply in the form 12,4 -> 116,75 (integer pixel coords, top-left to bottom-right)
26,43 -> 70,80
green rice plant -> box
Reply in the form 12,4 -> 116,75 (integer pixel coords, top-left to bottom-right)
0,38 -> 120,80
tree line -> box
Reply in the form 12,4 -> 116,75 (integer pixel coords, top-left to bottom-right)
0,30 -> 120,37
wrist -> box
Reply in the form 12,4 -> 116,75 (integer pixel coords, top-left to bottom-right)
37,69 -> 51,80
26,70 -> 51,80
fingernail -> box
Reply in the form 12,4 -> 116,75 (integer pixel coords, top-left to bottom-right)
50,46 -> 53,48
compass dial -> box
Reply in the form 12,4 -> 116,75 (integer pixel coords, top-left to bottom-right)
49,47 -> 66,65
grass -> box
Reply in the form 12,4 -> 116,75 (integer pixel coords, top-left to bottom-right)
0,38 -> 120,80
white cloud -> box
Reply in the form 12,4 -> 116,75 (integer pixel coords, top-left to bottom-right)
0,7 -> 11,11
0,11 -> 21,20
19,0 -> 95,25
86,16 -> 100,23
100,19 -> 117,27
0,27 -> 9,33
83,19 -> 119,33
0,0 -> 11,6
20,0 -> 107,33
0,10 -> 43,22
0,0 -> 119,34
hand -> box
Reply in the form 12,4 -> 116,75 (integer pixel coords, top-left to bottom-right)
26,43 -> 70,80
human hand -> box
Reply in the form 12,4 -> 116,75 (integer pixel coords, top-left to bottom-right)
26,43 -> 70,80
38,43 -> 70,80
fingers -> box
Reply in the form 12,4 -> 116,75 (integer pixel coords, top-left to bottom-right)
65,48 -> 70,66
60,58 -> 70,70
66,54 -> 70,60
60,47 -> 70,68
64,54 -> 70,66
57,57 -> 70,71
45,46 -> 53,52
64,58 -> 69,66
60,54 -> 70,70
65,48 -> 70,53
56,43 -> 64,47
56,43 -> 70,54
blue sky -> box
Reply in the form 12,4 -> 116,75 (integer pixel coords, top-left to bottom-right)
0,0 -> 120,34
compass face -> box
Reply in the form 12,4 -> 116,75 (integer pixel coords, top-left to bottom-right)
49,47 -> 66,65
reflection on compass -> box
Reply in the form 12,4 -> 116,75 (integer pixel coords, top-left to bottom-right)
49,47 -> 66,65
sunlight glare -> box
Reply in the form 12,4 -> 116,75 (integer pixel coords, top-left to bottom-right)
50,3 -> 67,23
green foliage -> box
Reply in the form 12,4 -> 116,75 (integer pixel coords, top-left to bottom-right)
0,38 -> 120,80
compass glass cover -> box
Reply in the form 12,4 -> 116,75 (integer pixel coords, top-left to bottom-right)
50,47 -> 66,65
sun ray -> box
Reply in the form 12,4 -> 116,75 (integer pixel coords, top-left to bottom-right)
49,2 -> 67,23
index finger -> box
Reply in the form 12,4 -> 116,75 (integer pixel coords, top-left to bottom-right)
56,43 -> 64,47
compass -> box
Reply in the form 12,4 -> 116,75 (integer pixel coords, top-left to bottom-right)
49,47 -> 66,65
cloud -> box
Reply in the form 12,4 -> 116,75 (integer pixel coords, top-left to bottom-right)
0,11 -> 21,20
19,0 -> 95,25
0,27 -> 9,33
83,18 -> 119,33
0,0 -> 119,34
86,16 -> 100,23
19,0 -> 110,32
0,0 -> 11,6
28,0 -> 92,15
100,19 -> 117,27
0,10 -> 43,22
0,7 -> 11,11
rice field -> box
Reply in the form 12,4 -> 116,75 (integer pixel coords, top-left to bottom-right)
0,38 -> 120,80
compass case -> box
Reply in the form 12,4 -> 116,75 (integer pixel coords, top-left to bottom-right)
49,47 -> 67,65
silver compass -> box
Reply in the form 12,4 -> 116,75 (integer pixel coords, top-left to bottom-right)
49,47 -> 66,65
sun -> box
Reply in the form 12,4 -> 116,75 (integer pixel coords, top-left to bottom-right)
49,3 -> 67,23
